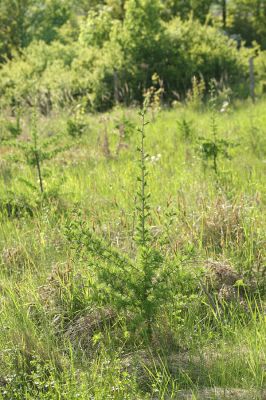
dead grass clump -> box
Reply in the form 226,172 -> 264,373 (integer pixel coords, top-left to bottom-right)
205,260 -> 240,289
203,260 -> 245,304
200,195 -> 245,250
176,387 -> 266,399
38,262 -> 72,306
38,262 -> 74,328
1,245 -> 33,275
65,308 -> 116,350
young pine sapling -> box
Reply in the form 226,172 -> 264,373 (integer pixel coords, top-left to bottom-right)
65,105 -> 167,339
14,112 -> 68,194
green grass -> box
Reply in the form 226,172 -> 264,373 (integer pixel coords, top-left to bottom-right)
0,98 -> 265,399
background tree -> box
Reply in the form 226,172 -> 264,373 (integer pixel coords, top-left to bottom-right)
161,0 -> 213,22
228,0 -> 266,49
79,6 -> 114,48
71,0 -> 126,19
0,0 -> 70,62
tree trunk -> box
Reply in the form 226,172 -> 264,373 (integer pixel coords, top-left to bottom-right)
249,57 -> 255,104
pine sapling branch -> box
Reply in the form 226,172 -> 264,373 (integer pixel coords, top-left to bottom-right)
136,106 -> 150,247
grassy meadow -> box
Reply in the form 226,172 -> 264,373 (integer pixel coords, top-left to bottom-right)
0,97 -> 265,399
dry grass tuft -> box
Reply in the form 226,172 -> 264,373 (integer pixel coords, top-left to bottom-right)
65,308 -> 116,349
202,260 -> 246,304
200,195 -> 246,250
1,245 -> 33,274
175,387 -> 266,399
205,260 -> 240,288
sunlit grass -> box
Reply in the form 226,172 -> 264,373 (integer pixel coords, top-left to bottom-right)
0,98 -> 265,398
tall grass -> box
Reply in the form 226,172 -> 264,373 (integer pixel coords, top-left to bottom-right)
0,98 -> 265,398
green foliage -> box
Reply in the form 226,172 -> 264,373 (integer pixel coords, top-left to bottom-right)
79,6 -> 114,48
0,190 -> 36,218
227,0 -> 266,49
0,40 -> 79,110
165,18 -> 250,100
5,116 -> 22,139
161,0 -> 213,22
0,0 -> 255,112
66,104 -> 88,138
0,99 -> 265,398
177,116 -> 194,141
0,109 -> 22,143
197,84 -> 235,176
0,0 -> 71,62
186,76 -> 206,111
123,0 -> 163,48
66,118 -> 86,139
118,0 -> 165,102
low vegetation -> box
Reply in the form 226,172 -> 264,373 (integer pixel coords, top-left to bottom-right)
0,1 -> 265,398
0,94 -> 265,398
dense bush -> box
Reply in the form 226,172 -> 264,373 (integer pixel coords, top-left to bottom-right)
0,2 -> 254,112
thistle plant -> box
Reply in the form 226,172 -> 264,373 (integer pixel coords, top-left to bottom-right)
143,73 -> 164,121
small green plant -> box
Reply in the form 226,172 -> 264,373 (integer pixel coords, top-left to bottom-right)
0,108 -> 22,144
0,190 -> 36,218
6,107 -> 22,138
177,116 -> 194,142
66,104 -> 87,138
197,83 -> 234,177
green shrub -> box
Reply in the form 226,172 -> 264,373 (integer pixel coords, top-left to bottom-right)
0,41 -> 79,110
162,18 -> 250,100
0,9 -> 252,111
0,190 -> 36,218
